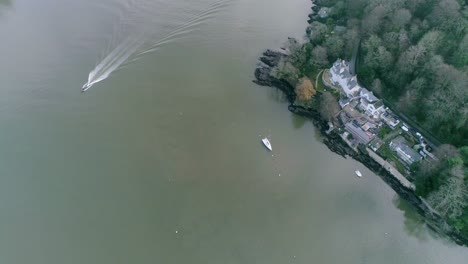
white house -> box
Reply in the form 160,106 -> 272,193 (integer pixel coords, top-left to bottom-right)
330,60 -> 362,98
359,88 -> 385,119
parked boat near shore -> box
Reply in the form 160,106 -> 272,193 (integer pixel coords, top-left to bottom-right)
262,137 -> 272,151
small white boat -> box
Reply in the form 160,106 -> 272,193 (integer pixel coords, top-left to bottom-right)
81,82 -> 91,93
262,137 -> 272,151
355,170 -> 362,177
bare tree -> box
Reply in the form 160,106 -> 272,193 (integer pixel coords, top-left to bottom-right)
362,5 -> 389,34
310,46 -> 329,68
434,144 -> 460,160
392,8 -> 412,29
319,92 -> 340,122
418,31 -> 442,54
427,166 -> 468,218
371,78 -> 384,95
397,44 -> 427,73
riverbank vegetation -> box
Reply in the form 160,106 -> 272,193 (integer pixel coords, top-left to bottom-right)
268,0 -> 468,240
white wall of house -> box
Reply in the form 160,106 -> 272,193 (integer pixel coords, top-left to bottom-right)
360,99 -> 385,119
330,60 -> 361,98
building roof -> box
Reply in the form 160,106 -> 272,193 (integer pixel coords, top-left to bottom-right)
373,100 -> 384,108
331,60 -> 363,97
339,97 -> 351,108
360,88 -> 379,103
390,136 -> 423,164
333,26 -> 346,33
345,122 -> 373,145
382,110 -> 400,127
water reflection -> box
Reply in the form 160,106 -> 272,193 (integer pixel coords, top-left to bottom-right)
290,112 -> 307,129
393,196 -> 438,242
0,0 -> 11,16
0,0 -> 11,7
267,86 -> 288,103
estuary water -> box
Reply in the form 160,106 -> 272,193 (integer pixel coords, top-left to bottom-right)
0,0 -> 467,263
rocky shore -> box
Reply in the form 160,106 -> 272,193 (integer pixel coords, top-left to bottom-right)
254,49 -> 468,246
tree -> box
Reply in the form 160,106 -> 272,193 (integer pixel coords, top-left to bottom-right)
397,44 -> 427,74
362,5 -> 389,34
307,21 -> 329,45
310,46 -> 329,68
324,35 -> 344,60
392,8 -> 412,29
295,77 -> 316,102
397,89 -> 419,113
398,29 -> 411,52
418,31 -> 443,54
435,144 -> 460,160
453,33 -> 468,68
371,78 -> 384,95
319,92 -> 340,122
272,59 -> 300,87
460,146 -> 468,166
427,167 -> 468,218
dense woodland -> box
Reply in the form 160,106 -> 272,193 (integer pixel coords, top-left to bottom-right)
272,0 -> 468,237
307,0 -> 466,147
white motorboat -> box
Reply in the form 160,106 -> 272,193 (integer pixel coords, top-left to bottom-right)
81,82 -> 91,93
262,137 -> 272,151
355,170 -> 362,177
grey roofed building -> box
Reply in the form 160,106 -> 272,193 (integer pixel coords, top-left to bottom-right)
330,60 -> 362,98
389,136 -> 423,165
359,88 -> 385,119
360,88 -> 379,103
339,97 -> 351,108
345,122 -> 374,145
333,25 -> 346,34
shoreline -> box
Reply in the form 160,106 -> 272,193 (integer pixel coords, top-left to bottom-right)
253,46 -> 468,247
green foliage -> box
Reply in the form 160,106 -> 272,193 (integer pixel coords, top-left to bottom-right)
447,156 -> 464,168
312,0 -> 468,146
378,125 -> 391,138
415,168 -> 446,197
453,209 -> 468,237
304,0 -> 468,237
460,146 -> 468,166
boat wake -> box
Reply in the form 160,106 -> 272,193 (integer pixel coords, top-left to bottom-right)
82,0 -> 230,92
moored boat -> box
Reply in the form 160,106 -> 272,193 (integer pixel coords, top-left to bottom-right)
262,137 -> 272,151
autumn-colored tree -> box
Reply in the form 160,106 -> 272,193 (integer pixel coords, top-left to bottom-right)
295,77 -> 316,102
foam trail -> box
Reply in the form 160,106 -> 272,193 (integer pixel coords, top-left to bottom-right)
82,0 -> 230,92
83,35 -> 144,92
135,0 -> 230,56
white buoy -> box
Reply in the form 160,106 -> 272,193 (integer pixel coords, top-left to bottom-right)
175,230 -> 178,234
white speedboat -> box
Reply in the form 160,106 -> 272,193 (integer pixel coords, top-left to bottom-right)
355,170 -> 362,177
262,137 -> 272,151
